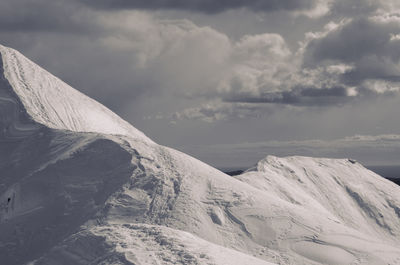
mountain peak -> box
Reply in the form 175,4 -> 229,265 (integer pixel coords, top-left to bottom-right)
252,155 -> 359,172
0,44 -> 152,142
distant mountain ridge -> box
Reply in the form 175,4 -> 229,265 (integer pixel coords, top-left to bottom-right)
224,165 -> 400,187
1,44 -> 400,265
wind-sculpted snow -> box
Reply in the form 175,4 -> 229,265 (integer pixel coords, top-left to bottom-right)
1,44 -> 400,265
0,53 -> 41,140
0,45 -> 152,142
247,156 -> 400,237
235,156 -> 400,264
27,142 -> 400,265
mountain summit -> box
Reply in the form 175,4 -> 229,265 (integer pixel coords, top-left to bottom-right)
0,44 -> 152,142
1,45 -> 400,265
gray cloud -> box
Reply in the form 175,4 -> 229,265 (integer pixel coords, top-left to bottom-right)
153,13 -> 400,122
211,15 -> 400,111
77,0 -> 318,14
308,18 -> 400,62
303,17 -> 400,89
168,85 -> 354,123
328,0 -> 381,18
224,85 -> 353,106
0,9 -> 241,125
0,0 -> 95,33
169,101 -> 278,122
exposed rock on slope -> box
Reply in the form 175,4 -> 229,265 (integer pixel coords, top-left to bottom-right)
1,44 -> 400,265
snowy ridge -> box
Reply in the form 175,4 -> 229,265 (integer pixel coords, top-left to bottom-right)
236,155 -> 400,264
1,45 -> 400,265
32,143 -> 400,265
0,44 -> 152,142
251,154 -> 400,240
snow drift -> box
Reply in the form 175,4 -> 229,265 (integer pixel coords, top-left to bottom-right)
0,44 -> 400,265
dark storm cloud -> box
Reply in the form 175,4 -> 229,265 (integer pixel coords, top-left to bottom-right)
171,12 -> 400,121
225,86 -> 351,106
182,14 -> 400,119
303,17 -> 400,87
0,2 -> 235,119
328,0 -> 381,18
77,0 -> 317,13
304,18 -> 400,64
0,0 -> 98,33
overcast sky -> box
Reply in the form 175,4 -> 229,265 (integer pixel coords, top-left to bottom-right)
2,0 -> 400,168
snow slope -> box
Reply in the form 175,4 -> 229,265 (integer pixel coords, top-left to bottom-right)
0,44 -> 152,142
1,44 -> 400,265
235,156 -> 400,264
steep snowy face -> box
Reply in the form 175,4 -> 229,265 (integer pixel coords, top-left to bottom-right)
0,45 -> 152,142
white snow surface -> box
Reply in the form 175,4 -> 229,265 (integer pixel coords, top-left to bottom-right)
1,44 -> 400,265
0,44 -> 152,142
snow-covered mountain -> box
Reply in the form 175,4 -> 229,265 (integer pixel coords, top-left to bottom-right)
1,44 -> 400,265
0,45 -> 152,142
